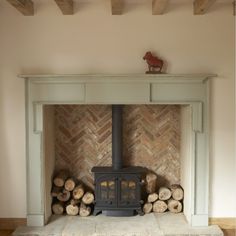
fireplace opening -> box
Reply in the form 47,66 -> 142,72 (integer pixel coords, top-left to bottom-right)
43,104 -> 191,222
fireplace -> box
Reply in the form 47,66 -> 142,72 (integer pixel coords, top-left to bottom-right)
92,105 -> 145,216
21,73 -> 214,227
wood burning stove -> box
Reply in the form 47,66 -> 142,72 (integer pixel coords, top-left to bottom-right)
92,105 -> 145,216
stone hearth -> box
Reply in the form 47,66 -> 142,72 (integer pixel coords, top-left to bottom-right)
13,213 -> 223,236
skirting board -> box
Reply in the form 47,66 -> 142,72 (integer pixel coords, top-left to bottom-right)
209,218 -> 236,229
0,218 -> 26,230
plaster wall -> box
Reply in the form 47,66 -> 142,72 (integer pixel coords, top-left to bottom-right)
0,0 -> 235,217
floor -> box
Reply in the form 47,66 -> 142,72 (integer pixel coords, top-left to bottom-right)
12,213 -> 224,236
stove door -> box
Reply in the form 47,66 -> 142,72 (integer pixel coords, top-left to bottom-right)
118,174 -> 141,207
95,174 -> 117,207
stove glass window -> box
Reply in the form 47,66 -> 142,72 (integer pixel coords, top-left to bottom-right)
121,180 -> 136,201
100,180 -> 115,200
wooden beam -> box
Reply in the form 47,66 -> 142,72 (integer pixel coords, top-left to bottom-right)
152,0 -> 169,15
194,0 -> 216,15
111,0 -> 123,15
54,0 -> 73,15
6,0 -> 34,16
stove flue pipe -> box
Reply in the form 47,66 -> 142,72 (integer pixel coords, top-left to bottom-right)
112,105 -> 123,170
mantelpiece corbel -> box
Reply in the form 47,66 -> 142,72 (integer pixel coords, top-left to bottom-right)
20,74 -> 215,227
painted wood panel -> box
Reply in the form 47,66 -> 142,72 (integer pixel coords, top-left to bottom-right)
85,83 -> 150,104
30,83 -> 85,103
151,83 -> 205,102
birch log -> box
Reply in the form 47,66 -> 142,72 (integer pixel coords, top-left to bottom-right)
66,204 -> 79,216
52,202 -> 64,215
73,185 -> 85,200
158,187 -> 171,200
82,192 -> 94,205
57,189 -> 70,202
167,199 -> 182,213
79,203 -> 91,217
65,178 -> 76,191
153,200 -> 168,213
170,185 -> 184,201
53,170 -> 69,187
147,193 -> 158,203
143,202 -> 153,214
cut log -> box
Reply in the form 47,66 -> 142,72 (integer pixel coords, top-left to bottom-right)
66,204 -> 79,216
170,184 -> 184,201
73,184 -> 85,200
143,202 -> 153,214
65,178 -> 76,191
146,173 -> 157,194
79,203 -> 91,217
82,192 -> 94,205
158,187 -> 171,200
51,186 -> 62,197
147,193 -> 158,203
53,170 -> 69,187
70,198 -> 80,206
52,202 -> 64,215
167,199 -> 182,213
57,189 -> 70,202
153,200 -> 168,213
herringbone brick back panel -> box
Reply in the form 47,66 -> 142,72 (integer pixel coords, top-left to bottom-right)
54,105 -> 180,189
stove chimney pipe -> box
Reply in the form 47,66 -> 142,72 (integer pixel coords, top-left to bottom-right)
112,105 -> 123,170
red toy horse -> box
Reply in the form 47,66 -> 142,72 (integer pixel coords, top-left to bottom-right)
143,51 -> 164,73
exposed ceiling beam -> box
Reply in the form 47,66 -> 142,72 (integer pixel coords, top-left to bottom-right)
54,0 -> 73,15
194,0 -> 216,15
152,0 -> 169,15
6,0 -> 34,16
111,0 -> 123,15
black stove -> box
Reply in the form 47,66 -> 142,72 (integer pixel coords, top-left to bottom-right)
92,105 -> 145,216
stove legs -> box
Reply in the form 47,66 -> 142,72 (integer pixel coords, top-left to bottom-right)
136,209 -> 144,216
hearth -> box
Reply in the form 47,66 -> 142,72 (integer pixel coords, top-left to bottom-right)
92,105 -> 145,216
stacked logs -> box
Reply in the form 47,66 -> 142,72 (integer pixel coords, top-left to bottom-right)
143,173 -> 184,214
51,170 -> 94,217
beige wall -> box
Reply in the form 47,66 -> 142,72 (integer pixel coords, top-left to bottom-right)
0,0 -> 235,217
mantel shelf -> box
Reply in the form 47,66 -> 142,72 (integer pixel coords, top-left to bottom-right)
19,73 -> 216,85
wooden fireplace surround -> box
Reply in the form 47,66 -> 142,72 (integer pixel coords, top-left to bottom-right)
20,74 -> 214,227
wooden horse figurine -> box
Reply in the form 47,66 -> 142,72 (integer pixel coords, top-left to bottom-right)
143,51 -> 164,74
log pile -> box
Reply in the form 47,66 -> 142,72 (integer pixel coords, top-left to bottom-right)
143,175 -> 184,214
51,170 -> 94,217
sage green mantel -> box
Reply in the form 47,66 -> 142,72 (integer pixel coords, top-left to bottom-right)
21,74 -> 215,227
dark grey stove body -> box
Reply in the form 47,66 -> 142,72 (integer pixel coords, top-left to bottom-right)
91,105 -> 145,216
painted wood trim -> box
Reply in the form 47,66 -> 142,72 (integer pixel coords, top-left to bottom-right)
152,0 -> 169,15
33,103 -> 43,133
194,0 -> 216,15
19,73 -> 216,79
0,218 -> 26,230
24,74 -> 213,227
111,0 -> 123,15
209,218 -> 236,229
192,102 -> 203,132
6,0 -> 34,16
54,0 -> 73,15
